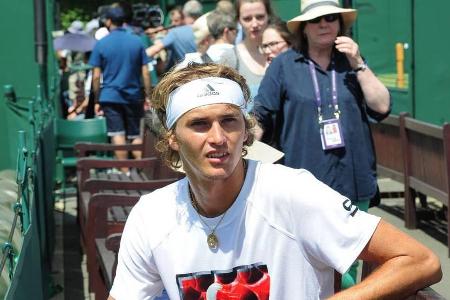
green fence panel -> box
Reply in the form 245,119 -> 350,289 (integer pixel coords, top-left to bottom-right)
414,0 -> 450,125
354,0 -> 450,124
272,0 -> 300,20
2,131 -> 44,300
353,0 -> 413,115
5,198 -> 45,300
0,0 -> 40,170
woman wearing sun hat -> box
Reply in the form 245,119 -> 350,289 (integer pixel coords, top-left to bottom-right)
253,0 -> 390,288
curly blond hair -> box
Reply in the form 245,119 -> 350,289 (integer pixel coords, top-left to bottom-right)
152,63 -> 255,169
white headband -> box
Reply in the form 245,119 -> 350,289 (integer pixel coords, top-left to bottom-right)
165,77 -> 246,129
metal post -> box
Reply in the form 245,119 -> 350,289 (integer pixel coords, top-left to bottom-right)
33,0 -> 48,99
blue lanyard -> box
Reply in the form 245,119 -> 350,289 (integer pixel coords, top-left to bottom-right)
308,60 -> 340,122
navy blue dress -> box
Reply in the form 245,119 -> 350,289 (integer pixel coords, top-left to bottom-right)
253,49 -> 390,202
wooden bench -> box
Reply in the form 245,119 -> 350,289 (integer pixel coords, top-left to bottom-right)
86,194 -> 137,300
77,162 -> 180,293
371,114 -> 405,199
71,115 -> 184,297
76,156 -> 178,244
75,119 -> 182,239
399,113 -> 450,255
76,154 -> 182,290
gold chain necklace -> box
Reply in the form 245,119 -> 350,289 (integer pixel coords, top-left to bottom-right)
189,186 -> 227,250
188,159 -> 248,250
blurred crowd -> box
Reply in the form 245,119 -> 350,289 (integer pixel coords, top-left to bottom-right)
54,0 -> 292,119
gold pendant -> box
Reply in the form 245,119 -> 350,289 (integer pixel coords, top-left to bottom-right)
207,233 -> 219,250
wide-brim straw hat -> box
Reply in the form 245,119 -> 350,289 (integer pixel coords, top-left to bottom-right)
287,0 -> 357,33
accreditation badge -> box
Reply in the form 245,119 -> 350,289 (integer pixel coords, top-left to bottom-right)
320,118 -> 345,150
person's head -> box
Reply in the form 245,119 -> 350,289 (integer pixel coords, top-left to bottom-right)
260,20 -> 293,63
169,6 -> 184,26
117,1 -> 133,24
236,0 -> 273,42
192,13 -> 212,53
207,11 -> 238,44
287,0 -> 356,53
152,63 -> 255,172
182,0 -> 203,24
105,6 -> 126,27
216,0 -> 235,17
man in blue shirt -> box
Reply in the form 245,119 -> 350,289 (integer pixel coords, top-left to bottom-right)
145,0 -> 202,70
89,6 -> 151,170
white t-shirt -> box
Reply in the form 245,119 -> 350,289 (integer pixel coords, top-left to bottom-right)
110,160 -> 380,300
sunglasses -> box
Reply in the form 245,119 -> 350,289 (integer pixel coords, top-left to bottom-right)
307,13 -> 339,24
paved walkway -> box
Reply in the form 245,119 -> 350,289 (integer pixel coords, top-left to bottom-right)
50,178 -> 449,299
51,195 -> 93,300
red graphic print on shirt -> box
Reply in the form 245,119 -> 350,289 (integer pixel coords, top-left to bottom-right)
176,263 -> 270,300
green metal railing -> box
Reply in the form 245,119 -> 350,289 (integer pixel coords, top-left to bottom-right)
0,131 -> 30,277
0,84 -> 55,300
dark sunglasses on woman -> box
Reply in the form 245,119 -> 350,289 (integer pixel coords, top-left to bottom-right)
307,13 -> 339,24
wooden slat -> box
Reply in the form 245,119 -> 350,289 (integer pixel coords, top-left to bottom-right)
109,206 -> 128,223
95,238 -> 114,289
404,117 -> 443,139
409,177 -> 448,206
377,165 -> 404,183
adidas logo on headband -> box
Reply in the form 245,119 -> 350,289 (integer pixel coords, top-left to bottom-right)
197,84 -> 219,97
166,77 -> 245,129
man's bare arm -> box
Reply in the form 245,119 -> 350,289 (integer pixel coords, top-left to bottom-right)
92,67 -> 101,103
91,67 -> 103,115
141,64 -> 152,105
331,220 -> 442,299
146,39 -> 165,58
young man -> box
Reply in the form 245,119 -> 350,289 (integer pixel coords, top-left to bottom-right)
89,6 -> 151,168
109,63 -> 441,300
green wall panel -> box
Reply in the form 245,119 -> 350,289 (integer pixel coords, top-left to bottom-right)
0,1 -> 40,170
0,1 -> 40,97
272,0 -> 300,21
414,0 -> 450,125
353,0 -> 413,116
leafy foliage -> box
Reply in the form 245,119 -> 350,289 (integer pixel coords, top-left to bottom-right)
60,8 -> 90,30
